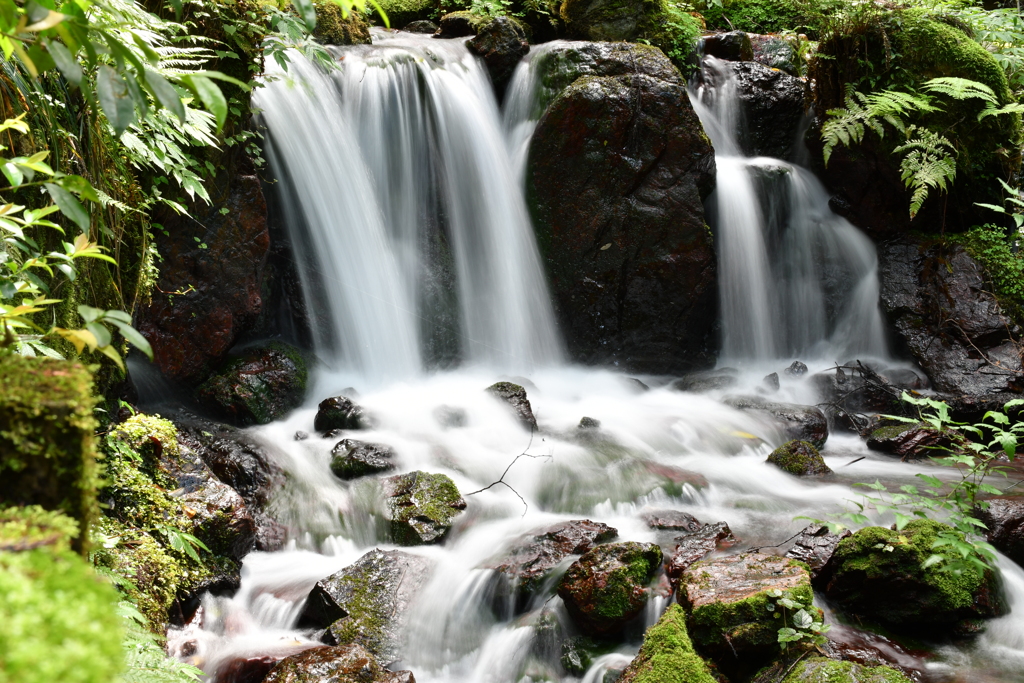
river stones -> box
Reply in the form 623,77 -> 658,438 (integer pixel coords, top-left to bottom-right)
766,440 -> 832,476
865,421 -> 951,460
724,396 -> 829,448
677,552 -> 813,676
314,396 -> 373,434
702,31 -> 752,61
195,342 -> 308,426
665,522 -> 736,585
617,604 -> 717,683
785,524 -> 850,582
486,519 -> 617,613
486,382 -> 537,431
299,549 -> 432,664
467,16 -> 530,94
557,541 -> 662,636
821,519 -> 1003,633
330,440 -> 397,480
975,498 -> 1024,567
263,644 -> 415,683
642,510 -> 702,533
382,471 -> 466,545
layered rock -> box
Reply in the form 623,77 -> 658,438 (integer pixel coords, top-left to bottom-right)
976,498 -> 1024,566
725,396 -> 829,448
664,521 -> 735,584
263,644 -> 414,683
785,523 -> 850,582
382,471 -> 466,545
865,421 -> 954,460
467,16 -> 530,94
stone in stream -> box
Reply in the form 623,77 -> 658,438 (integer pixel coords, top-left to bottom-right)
702,30 -> 753,61
865,421 -> 952,460
485,381 -> 537,430
820,519 -> 1003,633
763,372 -> 780,392
215,655 -> 280,683
767,657 -> 913,683
785,523 -> 850,583
314,396 -> 373,434
724,396 -> 829,449
749,33 -> 798,75
298,549 -> 433,664
766,440 -> 832,476
784,360 -> 809,377
642,510 -> 702,533
616,603 -> 717,683
664,522 -> 736,586
671,372 -> 737,393
382,471 -> 466,545
557,541 -> 662,636
677,552 -> 814,678
975,498 -> 1024,566
263,644 -> 415,683
403,19 -> 437,33
467,16 -> 530,94
329,439 -> 397,480
434,10 -> 488,38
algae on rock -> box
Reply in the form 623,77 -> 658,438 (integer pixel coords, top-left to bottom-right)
382,470 -> 467,545
618,603 -> 717,683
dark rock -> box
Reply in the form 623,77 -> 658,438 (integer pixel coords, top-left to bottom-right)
763,372 -> 780,391
784,360 -> 809,377
785,523 -> 850,582
578,416 -> 601,430
702,31 -> 753,61
263,644 -> 411,683
664,522 -> 735,585
298,549 -> 432,664
749,34 -> 797,75
725,396 -> 829,448
382,471 -> 466,545
295,431 -> 309,441
766,440 -> 832,476
559,0 -> 666,42
626,377 -> 650,392
865,422 -> 953,460
975,498 -> 1024,567
196,342 -> 308,426
486,382 -> 537,430
138,172 -> 270,386
434,11 -> 488,38
175,477 -> 257,561
432,405 -> 466,428
642,510 -> 701,533
557,541 -> 662,636
330,439 -> 397,480
403,19 -> 437,33
528,42 -> 717,374
878,238 -> 1024,395
216,655 -> 281,683
467,16 -> 530,94
672,372 -> 737,393
560,635 -> 597,677
820,623 -> 931,682
821,519 -> 1003,632
314,396 -> 373,434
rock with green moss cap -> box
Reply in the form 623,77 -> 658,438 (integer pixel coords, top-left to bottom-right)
371,0 -> 434,28
821,519 -> 1003,633
678,551 -> 814,678
767,440 -> 832,476
865,421 -> 950,460
702,30 -> 753,61
435,10 -> 490,37
382,471 -> 467,545
0,355 -> 98,552
330,439 -> 398,480
196,341 -> 309,426
557,541 -> 663,636
486,381 -> 538,430
315,395 -> 374,434
617,603 -> 717,683
299,549 -> 433,664
779,657 -> 913,683
313,0 -> 371,44
263,643 -> 415,683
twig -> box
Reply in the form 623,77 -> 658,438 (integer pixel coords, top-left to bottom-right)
842,457 -> 865,467
465,427 -> 551,516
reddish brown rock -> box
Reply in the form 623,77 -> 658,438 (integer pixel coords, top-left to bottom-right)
642,510 -> 701,533
263,644 -> 414,683
665,522 -> 736,586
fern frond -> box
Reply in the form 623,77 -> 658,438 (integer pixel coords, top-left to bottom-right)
922,77 -> 998,105
978,102 -> 1024,121
864,89 -> 938,116
821,87 -> 937,166
894,127 -> 958,219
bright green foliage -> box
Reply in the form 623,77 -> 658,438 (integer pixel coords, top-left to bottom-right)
769,588 -> 828,648
694,0 -> 844,37
781,658 -> 913,683
0,504 -> 78,551
952,223 -> 1024,322
618,604 -> 716,683
117,601 -> 203,683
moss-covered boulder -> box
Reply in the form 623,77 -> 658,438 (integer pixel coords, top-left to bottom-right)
821,519 -> 1003,632
299,549 -> 433,664
196,341 -> 309,426
263,643 -> 414,683
382,471 -> 467,545
435,10 -> 490,37
315,395 -> 373,434
617,603 -> 717,683
678,552 -> 814,677
865,421 -> 953,460
557,541 -> 663,636
0,355 -> 98,551
486,381 -> 537,430
330,439 -> 398,480
780,657 -> 914,683
766,440 -> 832,476
314,0 -> 371,44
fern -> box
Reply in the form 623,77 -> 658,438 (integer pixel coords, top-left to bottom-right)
922,76 -> 999,105
821,86 -> 936,165
894,127 -> 957,220
117,601 -> 203,683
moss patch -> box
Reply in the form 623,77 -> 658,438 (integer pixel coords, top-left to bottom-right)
369,0 -> 436,27
699,0 -> 845,37
0,505 -> 79,553
619,603 -> 717,683
315,0 -> 372,43
781,657 -> 914,683
383,471 -> 466,545
766,440 -> 832,476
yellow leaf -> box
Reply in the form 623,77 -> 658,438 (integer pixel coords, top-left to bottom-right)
25,10 -> 66,32
53,327 -> 98,354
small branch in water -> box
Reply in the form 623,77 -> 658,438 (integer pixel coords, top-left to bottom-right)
465,427 -> 551,516
842,456 -> 866,467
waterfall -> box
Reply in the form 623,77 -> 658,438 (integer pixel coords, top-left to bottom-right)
255,33 -> 563,386
689,57 -> 888,366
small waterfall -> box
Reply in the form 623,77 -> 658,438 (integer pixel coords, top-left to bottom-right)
255,33 -> 562,385
689,57 -> 888,366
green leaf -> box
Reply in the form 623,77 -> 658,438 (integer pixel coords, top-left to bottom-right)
291,0 -> 317,30
110,320 -> 152,359
182,75 -> 227,132
143,70 -> 186,122
44,183 -> 90,230
96,65 -> 136,136
44,40 -> 82,86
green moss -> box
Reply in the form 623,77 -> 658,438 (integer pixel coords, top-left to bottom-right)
766,440 -> 831,476
0,548 -> 124,683
369,0 -> 436,27
0,355 -> 98,552
781,657 -> 914,683
620,604 -> 717,683
951,224 -> 1024,325
869,423 -> 917,442
384,471 -> 466,545
698,0 -> 844,36
314,0 -> 372,43
0,505 -> 79,553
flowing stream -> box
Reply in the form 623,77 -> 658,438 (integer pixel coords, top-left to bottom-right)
167,35 -> 1024,683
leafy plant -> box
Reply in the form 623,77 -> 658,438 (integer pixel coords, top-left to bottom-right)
975,178 -> 1024,233
767,589 -> 829,649
151,523 -> 209,564
118,601 -> 203,683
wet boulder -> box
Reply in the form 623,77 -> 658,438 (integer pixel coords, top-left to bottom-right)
486,382 -> 537,430
195,342 -> 309,426
725,396 -> 829,448
865,421 -> 952,460
785,523 -> 850,582
617,603 -> 717,683
467,16 -> 530,95
403,19 -> 437,33
528,42 -> 717,374
174,478 -> 256,562
214,655 -> 281,683
557,541 -> 663,636
643,509 -> 702,533
976,498 -> 1024,566
665,521 -> 736,585
878,239 -> 1024,396
330,439 -> 397,480
486,519 -> 617,613
434,11 -> 488,38
766,440 -> 832,476
677,552 -> 814,676
750,34 -> 797,75
314,396 -> 373,434
821,519 -> 1003,632
772,658 -> 913,683
263,644 -> 414,683
298,549 -> 432,664
702,31 -> 753,61
671,372 -> 737,393
382,471 -> 466,545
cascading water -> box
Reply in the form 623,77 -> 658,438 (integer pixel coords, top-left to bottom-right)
689,57 -> 889,367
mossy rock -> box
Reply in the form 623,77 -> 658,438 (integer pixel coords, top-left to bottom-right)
370,0 -> 435,28
766,440 -> 832,476
436,10 -> 492,37
196,341 -> 309,426
822,519 -> 1002,632
314,0 -> 371,44
0,355 -> 98,552
781,657 -> 914,683
618,603 -> 717,683
382,471 -> 467,545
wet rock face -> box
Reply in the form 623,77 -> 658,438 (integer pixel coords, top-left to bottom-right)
865,422 -> 952,460
766,440 -> 832,476
195,342 -> 308,426
643,510 -> 702,533
315,396 -> 373,434
330,440 -> 397,480
702,31 -> 753,61
263,644 -> 415,683
785,523 -> 850,582
665,521 -> 735,584
467,16 -> 529,95
138,172 -> 270,386
750,34 -> 797,75
403,19 -> 437,33
878,238 -> 1024,396
298,549 -> 432,664
434,11 -> 487,38
486,382 -> 537,430
559,0 -> 647,41
821,519 -> 1003,632
486,519 -> 617,612
528,42 -> 717,374
557,541 -> 663,636
382,471 -> 466,545
975,498 -> 1024,567
725,396 -> 829,448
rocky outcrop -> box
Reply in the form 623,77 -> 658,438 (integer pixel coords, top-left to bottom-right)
314,396 -> 373,434
557,541 -> 662,636
263,644 -> 415,683
330,439 -> 397,480
665,521 -> 735,584
467,16 -> 530,95
766,440 -> 832,476
527,42 -> 717,374
750,34 -> 798,75
138,172 -> 270,386
299,549 -> 432,664
785,523 -> 850,582
878,239 -> 1024,396
617,604 -> 717,683
976,498 -> 1024,567
434,11 -> 488,38
382,471 -> 466,545
195,342 -> 308,426
486,382 -> 537,430
725,396 -> 829,448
